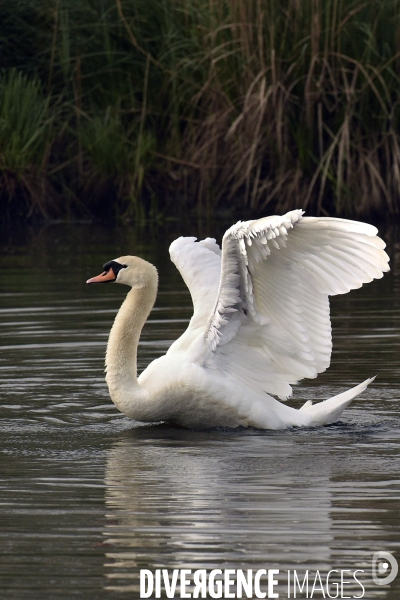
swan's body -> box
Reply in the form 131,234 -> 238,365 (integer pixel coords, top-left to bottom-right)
87,210 -> 389,429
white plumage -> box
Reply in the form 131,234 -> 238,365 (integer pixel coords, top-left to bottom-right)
87,210 -> 390,429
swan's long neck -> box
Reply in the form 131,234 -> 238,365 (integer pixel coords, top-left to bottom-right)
105,275 -> 157,415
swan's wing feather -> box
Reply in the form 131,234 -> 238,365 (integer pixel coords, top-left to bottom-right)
197,237 -> 221,256
167,237 -> 221,353
201,210 -> 389,398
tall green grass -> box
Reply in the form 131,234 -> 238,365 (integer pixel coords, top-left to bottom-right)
1,0 -> 400,219
0,69 -> 55,216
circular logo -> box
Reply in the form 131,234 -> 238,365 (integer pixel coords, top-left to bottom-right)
372,551 -> 398,586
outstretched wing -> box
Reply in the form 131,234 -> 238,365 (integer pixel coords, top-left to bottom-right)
167,236 -> 221,353
199,210 -> 390,399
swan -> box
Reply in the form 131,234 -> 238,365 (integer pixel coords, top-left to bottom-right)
87,209 -> 390,429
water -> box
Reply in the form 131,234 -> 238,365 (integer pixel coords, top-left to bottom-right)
0,221 -> 399,600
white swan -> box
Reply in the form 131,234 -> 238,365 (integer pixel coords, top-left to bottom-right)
87,209 -> 389,429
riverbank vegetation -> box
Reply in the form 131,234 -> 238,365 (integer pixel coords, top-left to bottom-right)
1,0 -> 400,221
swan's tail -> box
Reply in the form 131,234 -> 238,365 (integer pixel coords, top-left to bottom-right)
299,377 -> 375,426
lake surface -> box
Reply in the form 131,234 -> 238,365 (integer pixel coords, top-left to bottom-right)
0,220 -> 399,600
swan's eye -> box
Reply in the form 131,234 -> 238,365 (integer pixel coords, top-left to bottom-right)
102,261 -> 128,277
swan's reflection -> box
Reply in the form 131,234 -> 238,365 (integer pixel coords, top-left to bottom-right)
103,426 -> 396,598
103,426 -> 336,593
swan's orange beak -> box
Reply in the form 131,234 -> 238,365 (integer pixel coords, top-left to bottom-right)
86,269 -> 116,284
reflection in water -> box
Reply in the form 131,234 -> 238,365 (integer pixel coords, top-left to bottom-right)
103,427 -> 397,598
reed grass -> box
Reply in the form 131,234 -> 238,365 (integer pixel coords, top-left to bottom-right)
0,69 -> 56,216
1,0 -> 400,219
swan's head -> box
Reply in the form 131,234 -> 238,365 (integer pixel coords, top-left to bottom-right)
86,255 -> 157,288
